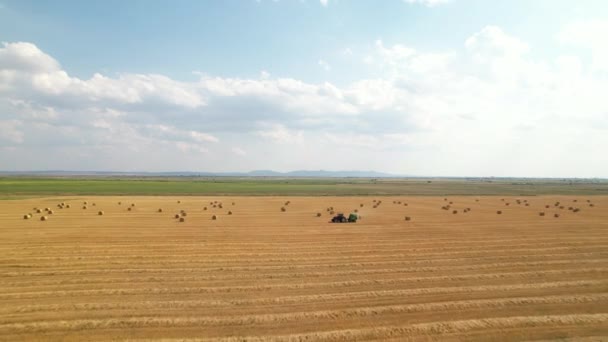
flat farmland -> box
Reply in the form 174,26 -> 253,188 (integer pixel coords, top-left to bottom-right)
1,195 -> 607,341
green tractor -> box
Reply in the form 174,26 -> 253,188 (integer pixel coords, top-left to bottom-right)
331,213 -> 358,223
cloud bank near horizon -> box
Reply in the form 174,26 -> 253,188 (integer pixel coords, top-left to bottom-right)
1,21 -> 607,177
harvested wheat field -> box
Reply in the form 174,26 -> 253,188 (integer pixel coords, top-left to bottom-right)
1,195 -> 607,341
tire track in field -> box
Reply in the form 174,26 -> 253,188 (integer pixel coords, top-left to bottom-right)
1,267 -> 605,295
2,296 -> 608,333
3,234 -> 607,253
120,314 -> 608,342
3,292 -> 607,317
3,258 -> 606,278
0,278 -> 605,300
0,244 -> 608,267
3,245 -> 607,268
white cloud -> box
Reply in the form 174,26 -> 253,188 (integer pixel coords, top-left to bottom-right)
0,42 -> 60,72
0,120 -> 24,144
465,26 -> 529,59
256,124 -> 304,144
320,0 -> 328,7
318,59 -> 331,71
403,0 -> 451,7
373,40 -> 454,76
232,147 -> 246,156
558,19 -> 608,72
1,33 -> 608,176
260,70 -> 270,79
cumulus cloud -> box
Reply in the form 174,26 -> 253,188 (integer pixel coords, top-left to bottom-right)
558,19 -> 608,72
231,147 -> 246,156
255,123 -> 304,144
320,0 -> 328,7
1,28 -> 607,176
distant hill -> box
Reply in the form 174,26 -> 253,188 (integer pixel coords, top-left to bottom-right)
0,170 -> 401,178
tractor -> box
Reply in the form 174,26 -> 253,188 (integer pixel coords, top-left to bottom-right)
331,213 -> 358,223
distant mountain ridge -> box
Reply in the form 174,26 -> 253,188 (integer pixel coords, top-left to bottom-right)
0,170 -> 401,178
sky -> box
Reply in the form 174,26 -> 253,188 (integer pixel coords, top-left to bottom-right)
1,0 -> 608,177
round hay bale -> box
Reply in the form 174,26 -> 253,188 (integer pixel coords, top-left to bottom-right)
539,212 -> 545,216
360,204 -> 364,207
203,207 -> 207,211
590,204 -> 595,207
444,198 -> 448,201
66,204 -> 71,208
568,207 -> 573,210
449,201 -> 453,205
82,206 -> 87,210
48,210 -> 54,215
92,203 -> 96,206
158,208 -> 163,212
23,214 -> 30,220
36,209 -> 42,213
179,217 -> 185,222
373,199 -> 377,202
83,201 -> 88,205
525,203 -> 529,206
496,210 -> 502,215
177,200 -> 181,204
452,210 -> 457,214
228,211 -> 232,215
181,212 -> 187,217
405,216 -> 411,221
545,205 -> 550,208
316,213 -> 321,217
554,213 -> 560,218
232,202 -> 235,205
573,208 -> 580,213
559,206 -> 565,209
281,207 -> 286,212
127,207 -> 132,211
213,205 -> 217,208
118,202 -> 122,205
131,203 -> 135,207
40,216 -> 47,221
330,210 -> 334,215
354,209 -> 358,213
98,211 -> 104,216
573,199 -> 578,202
404,203 -> 408,206
212,215 -> 217,220
218,205 -> 223,209
174,214 -> 180,219
505,203 -> 510,206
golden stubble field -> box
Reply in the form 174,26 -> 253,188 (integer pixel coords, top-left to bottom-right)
1,195 -> 607,341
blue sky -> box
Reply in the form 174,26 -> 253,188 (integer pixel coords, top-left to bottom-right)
1,0 -> 608,176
